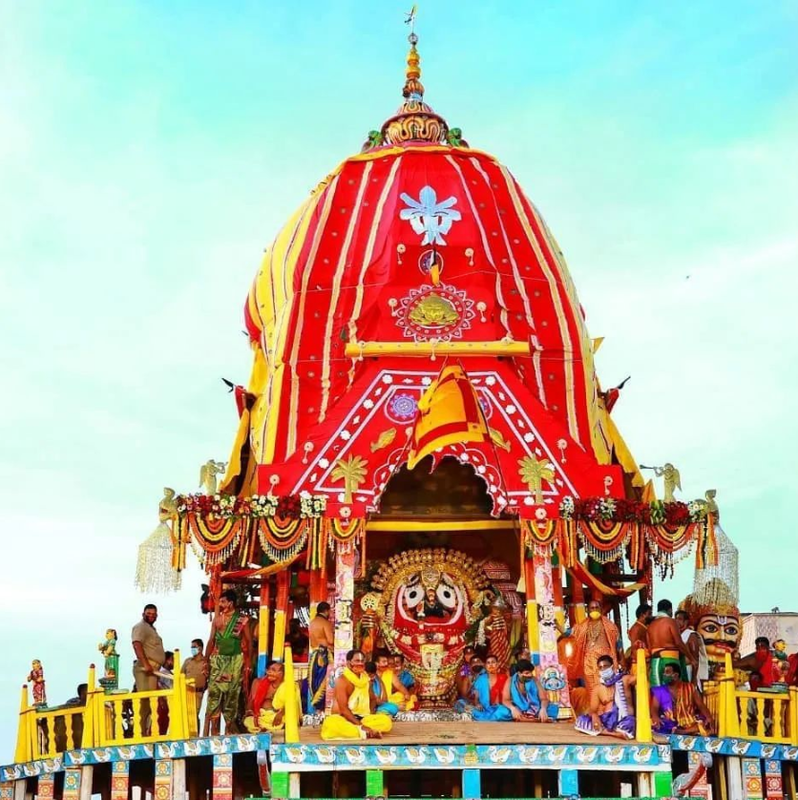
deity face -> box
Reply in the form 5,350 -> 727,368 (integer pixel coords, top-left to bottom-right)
396,571 -> 464,625
32,660 -> 41,670
106,629 -> 117,641
696,612 -> 741,660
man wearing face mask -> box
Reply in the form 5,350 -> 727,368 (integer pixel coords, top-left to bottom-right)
648,599 -> 695,688
182,638 -> 209,728
575,655 -> 636,740
455,654 -> 484,712
570,599 -> 623,695
651,663 -> 714,736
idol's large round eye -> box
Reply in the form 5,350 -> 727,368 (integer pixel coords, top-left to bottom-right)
701,622 -> 719,634
437,584 -> 456,608
404,585 -> 424,607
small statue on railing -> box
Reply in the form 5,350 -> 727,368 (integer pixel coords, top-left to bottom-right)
640,462 -> 682,502
98,629 -> 120,689
199,459 -> 227,495
27,659 -> 47,707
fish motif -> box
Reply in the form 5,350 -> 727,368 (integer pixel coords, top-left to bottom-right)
405,747 -> 427,764
374,748 -> 397,765
433,747 -> 455,764
344,748 -> 366,764
488,746 -> 512,763
370,428 -> 397,452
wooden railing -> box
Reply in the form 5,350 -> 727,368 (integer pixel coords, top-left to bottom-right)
15,650 -> 197,764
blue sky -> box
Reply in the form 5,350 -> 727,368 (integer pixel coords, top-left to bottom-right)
1,1 -> 796,759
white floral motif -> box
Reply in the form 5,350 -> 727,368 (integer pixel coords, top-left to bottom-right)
399,186 -> 461,245
363,399 -> 374,409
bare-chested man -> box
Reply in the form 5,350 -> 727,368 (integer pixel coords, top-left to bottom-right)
320,649 -> 393,740
308,601 -> 334,711
647,599 -> 694,687
575,654 -> 636,740
204,589 -> 252,735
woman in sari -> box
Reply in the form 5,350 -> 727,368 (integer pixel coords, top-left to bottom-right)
470,655 -> 512,722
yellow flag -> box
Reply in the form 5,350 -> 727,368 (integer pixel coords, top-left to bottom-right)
406,365 -> 488,470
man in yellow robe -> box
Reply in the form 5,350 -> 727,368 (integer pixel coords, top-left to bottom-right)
321,650 -> 393,740
375,649 -> 416,712
244,662 -> 301,733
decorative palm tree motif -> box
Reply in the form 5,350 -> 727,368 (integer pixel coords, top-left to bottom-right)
399,185 -> 461,246
331,455 -> 369,504
518,456 -> 555,504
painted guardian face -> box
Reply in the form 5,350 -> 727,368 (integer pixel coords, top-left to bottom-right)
397,571 -> 463,625
697,613 -> 741,660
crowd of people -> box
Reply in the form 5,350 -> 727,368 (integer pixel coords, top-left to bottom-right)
121,592 -> 791,742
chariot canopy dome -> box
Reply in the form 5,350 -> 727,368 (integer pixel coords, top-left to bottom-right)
227,30 -> 640,510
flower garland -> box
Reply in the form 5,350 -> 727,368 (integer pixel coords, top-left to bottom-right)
558,496 -> 704,525
175,491 -> 327,520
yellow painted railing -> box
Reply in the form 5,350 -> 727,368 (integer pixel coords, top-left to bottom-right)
15,650 -> 197,763
635,647 -> 653,743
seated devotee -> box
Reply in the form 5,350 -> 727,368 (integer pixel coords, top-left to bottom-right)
458,646 -> 476,680
510,647 -> 532,675
575,655 -> 636,740
455,654 -> 484,712
320,649 -> 393,740
244,661 -> 302,733
470,655 -> 512,722
651,663 -> 715,736
366,661 -> 399,717
375,649 -> 416,711
392,653 -> 416,692
502,659 -> 549,722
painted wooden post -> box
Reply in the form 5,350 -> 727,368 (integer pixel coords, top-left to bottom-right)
13,685 -> 30,765
283,646 -> 300,743
635,646 -> 653,742
636,772 -> 654,797
0,783 -> 12,800
743,757 -> 764,799
327,539 -> 356,710
462,769 -> 481,799
764,759 -> 783,799
110,761 -> 130,800
154,759 -> 173,800
173,760 -> 187,800
62,767 -> 83,800
558,769 -> 579,796
36,775 -> 55,799
551,557 -> 566,633
78,766 -> 94,800
724,651 -> 741,737
272,571 -> 290,662
11,782 -> 24,800
271,772 -> 290,800
212,753 -> 234,800
523,554 -> 539,660
654,770 -> 674,798
531,544 -> 571,715
366,769 -> 384,797
687,751 -> 713,799
258,579 -> 272,678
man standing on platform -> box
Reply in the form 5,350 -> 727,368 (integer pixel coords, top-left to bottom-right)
308,601 -> 334,711
205,589 -> 251,735
182,637 -> 209,728
131,603 -> 166,736
570,599 -> 623,694
675,610 -> 709,688
627,603 -> 652,665
648,599 -> 694,687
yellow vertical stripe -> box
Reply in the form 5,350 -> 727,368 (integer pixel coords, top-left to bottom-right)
318,161 -> 373,423
499,165 -> 581,445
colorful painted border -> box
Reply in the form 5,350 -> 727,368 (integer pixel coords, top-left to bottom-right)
670,734 -> 798,762
269,742 -> 672,771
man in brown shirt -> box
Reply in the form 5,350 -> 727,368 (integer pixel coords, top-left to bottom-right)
131,603 -> 166,735
182,637 -> 209,730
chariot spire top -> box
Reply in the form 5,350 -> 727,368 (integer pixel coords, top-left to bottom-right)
377,8 -> 451,147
